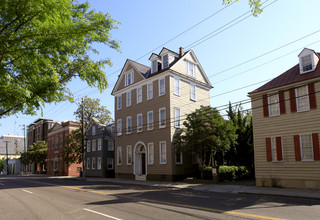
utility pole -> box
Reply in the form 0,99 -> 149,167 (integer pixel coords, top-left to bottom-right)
3,141 -> 10,175
81,98 -> 85,179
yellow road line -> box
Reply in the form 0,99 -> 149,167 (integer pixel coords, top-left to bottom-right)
26,179 -> 287,220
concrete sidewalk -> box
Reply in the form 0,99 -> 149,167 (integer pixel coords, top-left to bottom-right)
76,177 -> 320,200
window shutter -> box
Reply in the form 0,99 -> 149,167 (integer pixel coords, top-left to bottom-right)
276,136 -> 283,161
266,138 -> 272,161
279,91 -> 286,114
263,95 -> 269,117
312,133 -> 320,160
294,135 -> 301,161
308,83 -> 317,109
289,89 -> 297,113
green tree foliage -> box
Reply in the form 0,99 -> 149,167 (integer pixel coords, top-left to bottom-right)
61,129 -> 82,168
222,102 -> 253,168
74,96 -> 112,128
174,106 -> 237,173
223,0 -> 263,16
0,0 -> 120,118
0,160 -> 5,171
20,141 -> 47,170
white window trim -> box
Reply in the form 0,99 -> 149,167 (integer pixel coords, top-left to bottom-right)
174,77 -> 180,96
159,107 -> 166,128
151,60 -> 158,73
300,54 -> 313,73
137,113 -> 143,133
296,86 -> 310,112
147,83 -> 153,100
270,136 -> 283,162
126,145 -> 132,165
91,158 -> 96,170
186,60 -> 196,77
107,158 -> 114,170
299,133 -> 314,161
125,72 -> 134,86
98,139 -> 102,151
137,87 -> 142,103
117,147 -> 122,165
126,91 -> 131,107
97,157 -> 102,170
147,111 -> 154,131
268,94 -> 280,117
92,139 -> 96,151
162,54 -> 169,69
159,78 -> 165,96
159,141 -> 167,164
117,119 -> 122,136
190,84 -> 196,101
86,158 -> 90,169
174,107 -> 181,128
87,140 -> 91,152
117,95 -> 122,110
107,139 -> 114,151
148,143 -> 154,165
126,116 -> 132,134
175,151 -> 183,164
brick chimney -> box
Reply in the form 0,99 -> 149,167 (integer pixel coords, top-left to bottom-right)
179,46 -> 184,57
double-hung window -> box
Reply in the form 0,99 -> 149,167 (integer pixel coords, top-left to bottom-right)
137,114 -> 143,132
159,141 -> 167,164
268,94 -> 280,116
190,84 -> 196,101
117,119 -> 122,136
159,108 -> 166,128
174,78 -> 180,95
174,108 -> 181,128
148,143 -> 154,165
108,140 -> 114,151
147,83 -> 153,100
175,150 -> 183,164
107,158 -> 114,170
92,139 -> 96,151
97,157 -> 101,170
126,91 -> 131,107
98,139 -> 102,151
126,145 -> 132,165
186,61 -> 196,77
117,96 -> 122,110
87,140 -> 91,152
296,85 -> 309,112
147,111 -> 154,130
301,55 -> 312,72
126,116 -> 132,134
152,60 -> 158,73
162,54 -> 169,68
86,158 -> 90,169
92,158 -> 96,169
159,78 -> 165,96
300,134 -> 313,160
137,87 -> 142,103
117,147 -> 122,165
125,72 -> 134,86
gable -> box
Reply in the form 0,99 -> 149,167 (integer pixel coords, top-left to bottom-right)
48,123 -> 62,134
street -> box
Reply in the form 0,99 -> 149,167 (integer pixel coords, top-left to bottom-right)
0,176 -> 320,220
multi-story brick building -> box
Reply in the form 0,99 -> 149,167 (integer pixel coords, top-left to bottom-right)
249,48 -> 320,189
47,121 -> 82,176
112,47 -> 212,181
27,118 -> 54,149
85,118 -> 115,178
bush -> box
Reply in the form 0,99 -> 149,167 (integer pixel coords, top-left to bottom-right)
202,166 -> 213,180
219,166 -> 250,182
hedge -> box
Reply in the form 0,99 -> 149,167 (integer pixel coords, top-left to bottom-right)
202,166 -> 250,181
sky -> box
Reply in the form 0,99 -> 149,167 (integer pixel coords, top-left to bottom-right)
2,0 -> 320,137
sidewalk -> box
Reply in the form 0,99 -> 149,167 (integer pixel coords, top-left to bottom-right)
74,177 -> 320,200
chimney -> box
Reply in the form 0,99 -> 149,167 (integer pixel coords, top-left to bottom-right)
179,46 -> 184,57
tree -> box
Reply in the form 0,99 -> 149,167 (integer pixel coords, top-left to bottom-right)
223,0 -> 263,17
61,129 -> 82,168
174,106 -> 237,177
0,160 -> 5,172
74,96 -> 112,128
0,0 -> 120,119
223,102 -> 254,168
20,141 -> 47,172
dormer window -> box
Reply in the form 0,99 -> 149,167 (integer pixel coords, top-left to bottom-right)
302,55 -> 312,72
162,54 -> 169,69
125,72 -> 134,86
151,60 -> 158,73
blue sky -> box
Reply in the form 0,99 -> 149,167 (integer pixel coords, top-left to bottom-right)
2,0 -> 320,136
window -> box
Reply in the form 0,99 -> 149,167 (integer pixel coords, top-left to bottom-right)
174,78 -> 180,95
148,143 -> 154,165
92,158 -> 96,169
159,108 -> 166,128
126,91 -> 131,107
126,145 -> 132,165
175,151 -> 183,164
125,72 -> 134,86
296,86 -> 309,112
98,139 -> 102,151
300,134 -> 313,160
55,136 -> 58,148
137,87 -> 142,103
126,116 -> 132,134
152,60 -> 158,73
190,84 -> 196,101
117,95 -> 122,110
92,139 -> 96,151
174,108 -> 181,128
268,94 -> 280,116
97,157 -> 101,170
302,55 -> 312,72
159,141 -> 167,164
186,61 -> 196,77
147,111 -> 154,130
137,114 -> 143,132
117,119 -> 122,136
266,136 -> 283,162
162,54 -> 169,68
87,140 -> 91,152
117,147 -> 122,165
86,158 -> 90,169
147,83 -> 153,100
159,78 -> 165,96
108,140 -> 114,151
107,158 -> 114,170
92,126 -> 96,135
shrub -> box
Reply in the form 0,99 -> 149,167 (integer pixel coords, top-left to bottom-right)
203,166 -> 213,180
219,166 -> 250,182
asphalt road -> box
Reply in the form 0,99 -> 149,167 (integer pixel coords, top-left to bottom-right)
0,176 -> 320,220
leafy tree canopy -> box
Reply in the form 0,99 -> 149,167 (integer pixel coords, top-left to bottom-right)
223,0 -> 263,16
0,0 -> 120,118
20,141 -> 47,166
61,129 -> 82,167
